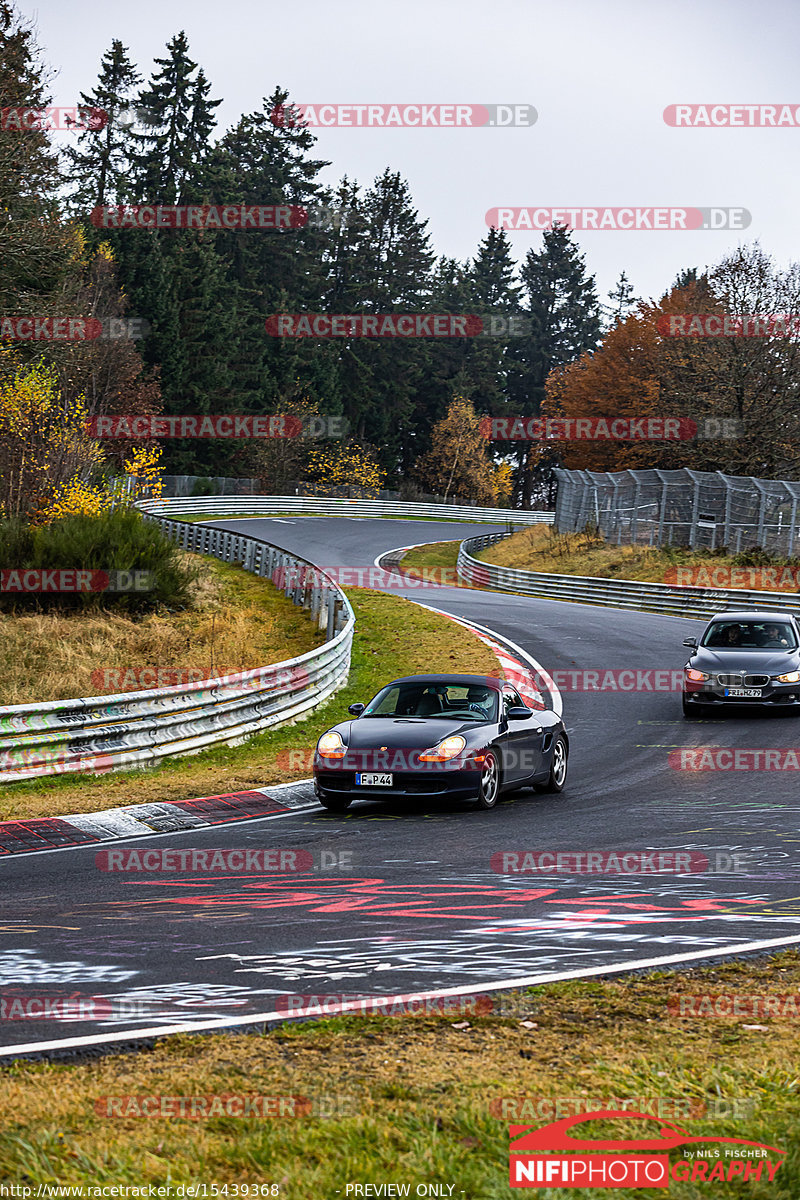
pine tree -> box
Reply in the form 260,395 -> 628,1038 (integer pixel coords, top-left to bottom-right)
62,40 -> 142,209
335,169 -> 436,474
603,270 -> 637,329
199,86 -> 334,443
464,227 -> 521,415
131,31 -> 220,204
508,226 -> 602,506
0,0 -> 69,313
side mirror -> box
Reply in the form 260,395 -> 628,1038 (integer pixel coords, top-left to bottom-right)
507,706 -> 533,720
683,637 -> 698,650
348,702 -> 365,716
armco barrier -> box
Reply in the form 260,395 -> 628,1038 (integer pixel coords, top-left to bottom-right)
0,518 -> 354,783
137,495 -> 554,525
457,532 -> 800,619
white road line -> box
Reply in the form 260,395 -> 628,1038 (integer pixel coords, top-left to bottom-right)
411,599 -> 564,719
2,931 -> 799,1059
372,541 -> 563,716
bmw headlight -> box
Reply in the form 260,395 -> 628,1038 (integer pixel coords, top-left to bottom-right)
685,668 -> 710,682
774,671 -> 800,683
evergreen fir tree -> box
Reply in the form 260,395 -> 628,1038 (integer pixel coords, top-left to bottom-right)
62,39 -> 142,209
508,226 -> 602,506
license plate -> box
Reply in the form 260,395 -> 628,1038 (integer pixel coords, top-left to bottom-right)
724,688 -> 762,698
355,772 -> 393,787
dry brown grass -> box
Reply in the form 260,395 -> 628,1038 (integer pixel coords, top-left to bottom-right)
0,555 -> 323,705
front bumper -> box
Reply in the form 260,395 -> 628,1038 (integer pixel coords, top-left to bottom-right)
314,755 -> 484,800
684,681 -> 800,706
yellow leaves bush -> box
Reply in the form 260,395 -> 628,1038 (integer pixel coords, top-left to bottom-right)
0,361 -> 103,520
306,441 -> 386,493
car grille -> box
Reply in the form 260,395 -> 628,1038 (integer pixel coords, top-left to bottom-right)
745,674 -> 770,687
716,673 -> 743,687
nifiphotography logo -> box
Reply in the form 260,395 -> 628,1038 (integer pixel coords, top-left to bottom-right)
508,1110 -> 786,1189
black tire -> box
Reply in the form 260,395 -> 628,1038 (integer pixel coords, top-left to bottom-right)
541,734 -> 568,793
317,792 -> 352,812
682,695 -> 708,719
475,749 -> 501,810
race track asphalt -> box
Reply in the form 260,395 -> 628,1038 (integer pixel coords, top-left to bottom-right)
2,517 -> 799,1056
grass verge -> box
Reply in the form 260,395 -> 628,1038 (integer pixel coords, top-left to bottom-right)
0,556 -> 323,706
480,524 -> 800,589
1,951 -> 798,1195
0,589 -> 501,820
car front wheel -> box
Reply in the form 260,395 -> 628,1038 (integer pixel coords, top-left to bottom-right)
540,734 -> 568,793
317,791 -> 352,812
682,695 -> 709,719
475,750 -> 500,809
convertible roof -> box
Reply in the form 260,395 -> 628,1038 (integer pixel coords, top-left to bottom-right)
384,674 -> 504,689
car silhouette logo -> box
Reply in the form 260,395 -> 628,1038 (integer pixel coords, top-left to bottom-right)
509,1110 -> 786,1155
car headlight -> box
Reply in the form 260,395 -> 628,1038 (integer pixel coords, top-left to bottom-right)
317,731 -> 346,758
774,671 -> 800,683
685,668 -> 710,682
419,735 -> 467,762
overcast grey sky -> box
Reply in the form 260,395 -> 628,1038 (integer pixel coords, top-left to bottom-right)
20,0 -> 799,304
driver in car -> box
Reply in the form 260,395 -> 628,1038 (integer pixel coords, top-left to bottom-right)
761,622 -> 790,648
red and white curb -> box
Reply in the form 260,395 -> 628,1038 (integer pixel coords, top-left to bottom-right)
0,785 -> 312,859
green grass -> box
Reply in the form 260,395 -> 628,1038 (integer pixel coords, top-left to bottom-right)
1,951 -> 798,1195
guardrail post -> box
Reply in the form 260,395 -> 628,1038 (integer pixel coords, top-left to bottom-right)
327,594 -> 340,640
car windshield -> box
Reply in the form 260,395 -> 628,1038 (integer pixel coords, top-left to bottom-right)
361,682 -> 498,721
702,620 -> 797,650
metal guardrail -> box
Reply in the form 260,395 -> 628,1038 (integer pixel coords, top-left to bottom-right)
0,518 -> 354,783
457,533 -> 800,620
138,495 -> 555,526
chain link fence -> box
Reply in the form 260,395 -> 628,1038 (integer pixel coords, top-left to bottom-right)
554,467 -> 800,556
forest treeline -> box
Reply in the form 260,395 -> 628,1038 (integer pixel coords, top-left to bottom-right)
2,1 -> 799,518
